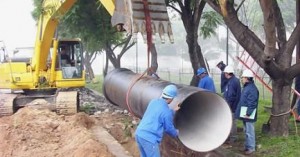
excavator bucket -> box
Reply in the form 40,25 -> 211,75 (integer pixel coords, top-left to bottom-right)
110,0 -> 174,44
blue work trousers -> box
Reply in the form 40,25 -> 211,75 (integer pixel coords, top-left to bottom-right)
135,135 -> 160,157
243,121 -> 256,151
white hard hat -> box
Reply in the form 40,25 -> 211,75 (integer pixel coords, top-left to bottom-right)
224,66 -> 234,73
242,69 -> 254,77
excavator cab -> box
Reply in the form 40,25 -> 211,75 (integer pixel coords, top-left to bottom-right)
52,39 -> 85,89
57,40 -> 83,79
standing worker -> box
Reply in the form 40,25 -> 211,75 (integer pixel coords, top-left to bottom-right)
223,66 -> 241,144
135,84 -> 180,157
197,67 -> 216,93
216,61 -> 228,93
235,69 -> 259,155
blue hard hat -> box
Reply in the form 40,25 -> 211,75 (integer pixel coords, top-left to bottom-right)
162,84 -> 177,99
197,68 -> 206,76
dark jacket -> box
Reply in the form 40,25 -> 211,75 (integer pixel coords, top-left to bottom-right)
223,75 -> 241,113
295,75 -> 300,92
235,81 -> 259,122
218,63 -> 228,93
221,72 -> 228,93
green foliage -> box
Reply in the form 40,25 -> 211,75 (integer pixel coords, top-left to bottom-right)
58,0 -> 123,52
31,0 -> 42,20
122,118 -> 133,137
200,11 -> 222,39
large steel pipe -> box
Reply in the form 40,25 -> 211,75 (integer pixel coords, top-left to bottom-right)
103,68 -> 232,152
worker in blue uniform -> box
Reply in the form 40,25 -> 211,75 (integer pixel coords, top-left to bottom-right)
235,69 -> 259,155
223,66 -> 241,143
197,67 -> 216,93
135,84 -> 179,157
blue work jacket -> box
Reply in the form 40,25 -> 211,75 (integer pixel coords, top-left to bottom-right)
198,75 -> 216,93
223,75 -> 241,113
221,72 -> 228,93
135,98 -> 178,144
235,81 -> 259,122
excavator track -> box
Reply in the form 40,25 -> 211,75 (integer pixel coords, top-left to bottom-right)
0,94 -> 18,116
56,91 -> 78,115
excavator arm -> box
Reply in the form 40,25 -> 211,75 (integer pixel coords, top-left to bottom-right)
32,0 -> 173,76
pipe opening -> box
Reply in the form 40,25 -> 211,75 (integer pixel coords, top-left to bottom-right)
175,91 -> 232,152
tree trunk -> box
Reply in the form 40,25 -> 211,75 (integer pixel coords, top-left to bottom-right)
168,0 -> 207,86
83,52 -> 95,81
271,79 -> 291,136
186,31 -> 205,86
86,63 -> 95,79
105,36 -> 134,69
103,54 -> 109,77
105,44 -> 121,68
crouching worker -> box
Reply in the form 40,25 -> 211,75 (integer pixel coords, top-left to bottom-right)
135,84 -> 180,157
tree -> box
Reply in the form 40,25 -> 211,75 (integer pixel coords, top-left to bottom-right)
31,0 -> 133,80
166,0 -> 221,86
57,0 -> 124,79
206,0 -> 300,136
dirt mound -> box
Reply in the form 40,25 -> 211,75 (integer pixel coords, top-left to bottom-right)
0,107 -> 114,157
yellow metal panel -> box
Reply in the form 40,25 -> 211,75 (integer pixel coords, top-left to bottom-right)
55,71 -> 85,88
100,0 -> 115,16
1,63 -> 27,73
0,72 -> 34,90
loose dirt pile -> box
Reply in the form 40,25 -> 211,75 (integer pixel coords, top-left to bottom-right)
0,88 -> 240,157
0,107 -> 114,157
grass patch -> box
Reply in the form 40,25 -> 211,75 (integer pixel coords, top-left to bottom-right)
80,102 -> 95,114
234,99 -> 300,156
85,75 -> 104,93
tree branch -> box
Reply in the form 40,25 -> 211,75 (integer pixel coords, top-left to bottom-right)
166,2 -> 182,14
193,0 -> 206,30
118,35 -> 134,59
90,52 -> 97,63
287,62 -> 300,80
206,0 -> 282,78
205,0 -> 221,14
119,35 -> 132,54
285,22 -> 300,56
259,0 -> 276,59
272,0 -> 286,50
112,36 -> 130,51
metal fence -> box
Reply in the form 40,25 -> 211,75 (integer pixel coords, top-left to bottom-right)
127,66 -> 272,101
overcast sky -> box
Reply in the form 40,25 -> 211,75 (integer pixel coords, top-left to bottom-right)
0,0 -> 36,51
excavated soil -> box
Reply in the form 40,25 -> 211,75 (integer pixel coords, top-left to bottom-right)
0,88 -> 139,157
0,88 -> 241,157
0,107 -> 115,157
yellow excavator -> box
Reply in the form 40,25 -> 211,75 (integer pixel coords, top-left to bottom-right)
0,0 -> 173,116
